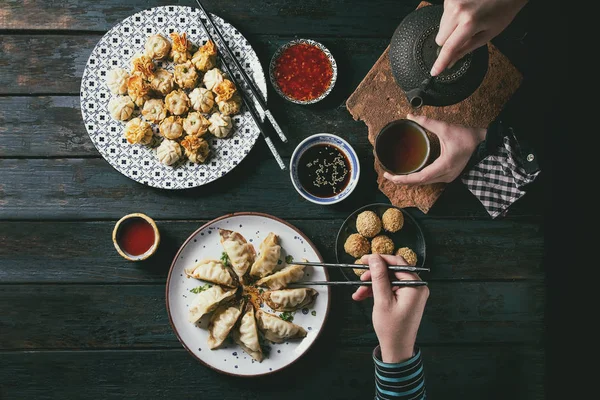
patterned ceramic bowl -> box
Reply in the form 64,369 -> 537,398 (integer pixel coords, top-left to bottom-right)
290,134 -> 360,205
269,39 -> 338,105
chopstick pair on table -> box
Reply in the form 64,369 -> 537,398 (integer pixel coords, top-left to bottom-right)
289,261 -> 429,287
194,1 -> 288,170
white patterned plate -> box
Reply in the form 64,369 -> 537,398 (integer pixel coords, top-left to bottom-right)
166,213 -> 330,376
81,6 -> 266,189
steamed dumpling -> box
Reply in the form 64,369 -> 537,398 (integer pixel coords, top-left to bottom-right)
170,32 -> 192,64
183,112 -> 210,137
219,229 -> 255,281
255,263 -> 305,290
191,40 -> 217,72
208,301 -> 244,349
208,113 -> 233,138
126,75 -> 151,107
130,53 -> 155,80
184,259 -> 238,288
218,93 -> 242,116
255,310 -> 307,343
108,96 -> 135,121
159,116 -> 184,140
263,288 -> 318,312
106,68 -> 130,95
165,89 -> 190,116
232,303 -> 263,362
144,34 -> 171,60
181,135 -> 210,164
174,61 -> 198,89
189,87 -> 215,114
187,285 -> 237,324
123,117 -> 153,145
203,68 -> 224,91
141,98 -> 167,123
156,139 -> 182,166
249,233 -> 281,279
213,79 -> 237,103
150,68 -> 175,96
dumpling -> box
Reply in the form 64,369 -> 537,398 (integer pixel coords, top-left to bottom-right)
181,135 -> 210,164
174,61 -> 199,89
203,68 -> 224,91
123,117 -> 153,145
127,75 -> 151,107
183,112 -> 210,137
191,39 -> 217,72
189,87 -> 215,114
130,53 -> 155,80
255,263 -> 305,290
263,288 -> 318,312
159,116 -> 184,140
188,285 -> 237,324
249,233 -> 281,279
170,32 -> 192,64
232,303 -> 263,362
106,68 -> 130,95
184,259 -> 238,288
207,300 -> 244,350
141,98 -> 167,123
218,93 -> 242,116
219,229 -> 255,281
145,34 -> 171,60
208,113 -> 233,138
165,89 -> 190,116
108,96 -> 134,121
212,79 -> 237,103
150,68 -> 175,96
156,139 -> 182,166
255,310 -> 307,343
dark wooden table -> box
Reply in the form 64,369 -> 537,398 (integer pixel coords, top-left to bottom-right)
0,1 -> 544,399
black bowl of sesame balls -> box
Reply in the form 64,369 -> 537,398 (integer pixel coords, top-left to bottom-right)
335,203 -> 426,282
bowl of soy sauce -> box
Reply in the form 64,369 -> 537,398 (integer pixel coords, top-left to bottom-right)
290,133 -> 360,205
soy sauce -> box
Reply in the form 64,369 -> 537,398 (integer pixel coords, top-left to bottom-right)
116,217 -> 155,256
298,144 -> 351,198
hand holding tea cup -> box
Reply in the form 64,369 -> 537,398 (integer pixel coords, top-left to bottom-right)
383,114 -> 486,186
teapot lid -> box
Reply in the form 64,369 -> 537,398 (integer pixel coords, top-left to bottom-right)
389,5 -> 488,107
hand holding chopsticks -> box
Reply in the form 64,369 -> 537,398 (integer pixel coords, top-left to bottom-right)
290,280 -> 427,287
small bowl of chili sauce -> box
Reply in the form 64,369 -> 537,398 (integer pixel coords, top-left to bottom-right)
290,133 -> 360,205
269,39 -> 337,104
112,213 -> 160,261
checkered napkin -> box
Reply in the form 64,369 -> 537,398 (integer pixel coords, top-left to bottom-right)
461,135 -> 540,218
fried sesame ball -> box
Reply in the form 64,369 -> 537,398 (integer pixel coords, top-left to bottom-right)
371,235 -> 395,255
344,233 -> 371,258
395,247 -> 418,266
382,208 -> 404,232
353,258 -> 366,277
355,211 -> 382,238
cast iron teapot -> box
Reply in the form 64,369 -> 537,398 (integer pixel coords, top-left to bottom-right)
389,5 -> 488,108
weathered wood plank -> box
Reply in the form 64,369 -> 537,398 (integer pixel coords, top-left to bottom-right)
0,219 -> 543,283
0,0 -> 422,36
0,346 -> 544,400
0,158 -> 544,219
0,281 -> 544,350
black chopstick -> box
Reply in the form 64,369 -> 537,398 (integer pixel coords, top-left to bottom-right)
195,0 -> 288,143
289,280 -> 428,287
192,7 -> 286,170
292,261 -> 429,273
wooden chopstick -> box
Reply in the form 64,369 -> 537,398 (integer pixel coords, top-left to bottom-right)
289,280 -> 427,287
292,261 -> 429,273
193,5 -> 286,170
194,0 -> 288,143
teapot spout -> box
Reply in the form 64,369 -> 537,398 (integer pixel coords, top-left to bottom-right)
406,77 -> 432,108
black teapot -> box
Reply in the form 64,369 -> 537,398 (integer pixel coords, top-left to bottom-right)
389,5 -> 488,108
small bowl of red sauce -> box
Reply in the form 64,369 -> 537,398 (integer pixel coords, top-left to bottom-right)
112,213 -> 160,261
270,39 -> 337,104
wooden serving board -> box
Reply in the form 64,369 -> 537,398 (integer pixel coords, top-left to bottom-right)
346,1 -> 522,213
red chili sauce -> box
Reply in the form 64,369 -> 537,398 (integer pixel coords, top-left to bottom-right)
274,43 -> 333,102
117,217 -> 155,256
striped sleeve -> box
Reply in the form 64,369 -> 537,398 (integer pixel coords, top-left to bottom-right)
373,345 -> 426,400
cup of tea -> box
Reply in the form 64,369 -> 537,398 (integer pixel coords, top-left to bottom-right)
374,119 -> 432,175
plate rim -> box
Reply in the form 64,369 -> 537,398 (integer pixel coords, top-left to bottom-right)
165,211 -> 330,377
334,203 -> 427,281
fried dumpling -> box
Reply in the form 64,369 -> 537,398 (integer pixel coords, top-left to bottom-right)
212,79 -> 237,103
106,68 -> 130,95
150,68 -> 175,96
218,92 -> 242,116
263,288 -> 318,312
159,116 -> 184,140
232,303 -> 263,362
123,117 -> 153,145
156,139 -> 182,166
141,98 -> 168,123
255,310 -> 307,343
188,285 -> 237,324
108,95 -> 135,121
208,112 -> 233,138
145,34 -> 171,60
219,229 -> 255,280
249,233 -> 281,279
164,89 -> 190,116
189,87 -> 215,114
207,300 -> 245,350
127,75 -> 151,107
191,39 -> 217,72
184,259 -> 238,288
170,32 -> 192,64
203,68 -> 224,91
255,263 -> 305,290
130,53 -> 155,80
174,61 -> 199,89
181,135 -> 210,164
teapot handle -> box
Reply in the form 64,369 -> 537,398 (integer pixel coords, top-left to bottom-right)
406,77 -> 432,108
